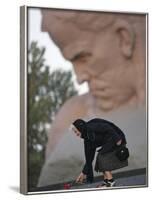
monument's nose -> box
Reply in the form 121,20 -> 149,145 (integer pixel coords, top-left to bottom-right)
76,73 -> 90,84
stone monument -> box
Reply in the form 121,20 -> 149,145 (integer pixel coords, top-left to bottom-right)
37,9 -> 147,187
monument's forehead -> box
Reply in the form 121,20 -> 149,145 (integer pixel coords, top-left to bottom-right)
41,9 -> 114,57
41,9 -> 115,34
41,9 -> 77,21
41,11 -> 80,49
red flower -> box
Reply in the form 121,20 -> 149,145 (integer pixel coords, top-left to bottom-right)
63,183 -> 71,189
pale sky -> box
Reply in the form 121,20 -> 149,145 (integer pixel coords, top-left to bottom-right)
28,7 -> 88,95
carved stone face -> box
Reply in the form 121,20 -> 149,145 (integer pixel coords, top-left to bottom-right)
41,10 -> 145,111
60,25 -> 136,110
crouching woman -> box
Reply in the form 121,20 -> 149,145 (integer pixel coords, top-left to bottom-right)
71,118 -> 129,188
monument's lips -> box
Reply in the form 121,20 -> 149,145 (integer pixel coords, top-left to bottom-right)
90,89 -> 112,98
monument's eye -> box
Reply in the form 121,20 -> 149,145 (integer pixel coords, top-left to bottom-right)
71,52 -> 92,63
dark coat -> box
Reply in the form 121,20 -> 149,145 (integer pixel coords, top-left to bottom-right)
81,118 -> 127,183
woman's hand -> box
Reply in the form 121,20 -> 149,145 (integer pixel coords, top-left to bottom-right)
76,172 -> 86,183
116,139 -> 122,145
